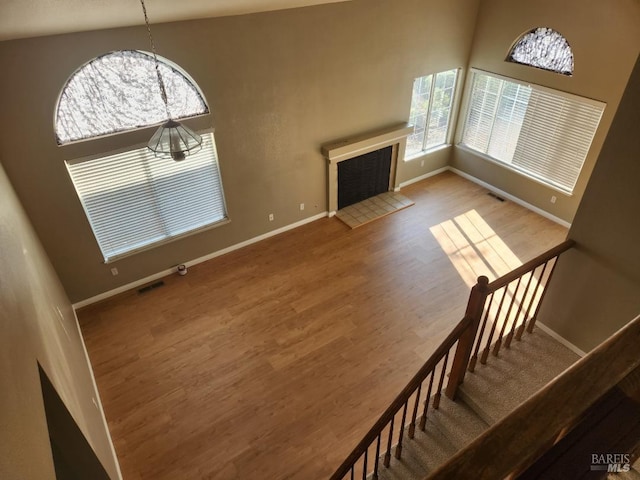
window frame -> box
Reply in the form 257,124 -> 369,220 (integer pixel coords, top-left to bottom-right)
55,50 -> 210,146
404,68 -> 460,161
66,129 -> 229,263
506,27 -> 574,76
456,68 -> 605,195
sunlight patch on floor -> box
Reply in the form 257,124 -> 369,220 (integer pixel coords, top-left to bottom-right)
430,209 -> 523,288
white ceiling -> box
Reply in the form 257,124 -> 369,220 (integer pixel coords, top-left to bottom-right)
0,0 -> 353,42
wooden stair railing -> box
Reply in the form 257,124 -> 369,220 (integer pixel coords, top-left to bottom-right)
427,313 -> 640,480
328,314 -> 472,480
446,239 -> 575,400
329,240 -> 575,480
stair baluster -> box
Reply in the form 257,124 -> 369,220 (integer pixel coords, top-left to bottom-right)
362,446 -> 368,480
433,352 -> 449,409
371,434 -> 381,480
505,270 -> 535,348
492,276 -> 523,357
527,257 -> 561,334
395,402 -> 409,459
408,383 -> 422,438
480,287 -> 507,364
383,415 -> 394,468
469,293 -> 494,372
328,240 -> 575,480
419,372 -> 435,431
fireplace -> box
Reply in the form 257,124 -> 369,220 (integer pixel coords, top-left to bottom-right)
338,146 -> 392,209
321,123 -> 413,215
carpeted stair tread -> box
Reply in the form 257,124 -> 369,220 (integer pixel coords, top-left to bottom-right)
375,419 -> 459,480
376,396 -> 489,480
422,395 -> 489,449
458,328 -> 580,424
370,329 -> 582,479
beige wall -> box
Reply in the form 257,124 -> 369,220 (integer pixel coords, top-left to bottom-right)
0,0 -> 479,302
0,163 -> 120,479
450,0 -> 640,223
538,54 -> 640,352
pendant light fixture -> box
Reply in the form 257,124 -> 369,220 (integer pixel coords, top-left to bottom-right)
140,0 -> 202,161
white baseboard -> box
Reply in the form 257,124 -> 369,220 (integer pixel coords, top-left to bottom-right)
72,309 -> 124,479
73,212 -> 328,309
399,166 -> 449,188
536,321 -> 587,357
447,167 -> 571,228
74,167 -> 570,309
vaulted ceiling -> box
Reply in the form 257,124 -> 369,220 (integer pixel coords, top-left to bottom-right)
0,0 -> 352,41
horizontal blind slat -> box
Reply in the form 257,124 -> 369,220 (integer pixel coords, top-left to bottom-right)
67,132 -> 227,261
461,72 -> 605,193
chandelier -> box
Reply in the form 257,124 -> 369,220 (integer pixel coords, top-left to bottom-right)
139,0 -> 202,161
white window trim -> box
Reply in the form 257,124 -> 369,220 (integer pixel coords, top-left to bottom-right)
459,69 -> 603,109
455,68 -> 605,194
55,50 -> 210,145
404,68 -> 460,161
66,129 -> 229,263
404,143 -> 451,162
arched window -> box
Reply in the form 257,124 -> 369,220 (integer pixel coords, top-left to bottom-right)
55,50 -> 209,144
60,51 -> 226,262
506,27 -> 574,76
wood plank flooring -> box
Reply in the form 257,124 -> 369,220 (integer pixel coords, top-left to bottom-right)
78,172 -> 568,480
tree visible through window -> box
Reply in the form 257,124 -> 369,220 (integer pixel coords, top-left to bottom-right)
507,27 -> 574,76
55,50 -> 209,144
59,50 -> 227,261
405,69 -> 458,159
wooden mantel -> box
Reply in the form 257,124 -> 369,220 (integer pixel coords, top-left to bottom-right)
321,123 -> 414,215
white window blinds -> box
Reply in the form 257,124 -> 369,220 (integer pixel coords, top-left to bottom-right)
461,71 -> 605,193
67,132 -> 227,262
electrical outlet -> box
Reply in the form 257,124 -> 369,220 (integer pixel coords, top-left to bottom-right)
550,196 -> 557,204
300,203 -> 305,211
268,213 -> 274,221
421,160 -> 425,167
110,267 -> 119,276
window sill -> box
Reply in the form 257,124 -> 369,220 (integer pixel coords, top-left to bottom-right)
103,217 -> 231,264
404,143 -> 451,162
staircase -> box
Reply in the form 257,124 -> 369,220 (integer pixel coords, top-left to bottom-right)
376,328 -> 579,479
330,240 -> 640,480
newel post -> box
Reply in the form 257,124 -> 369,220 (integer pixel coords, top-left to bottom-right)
445,276 -> 489,400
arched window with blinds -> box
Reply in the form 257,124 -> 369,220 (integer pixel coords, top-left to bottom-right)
58,51 -> 227,262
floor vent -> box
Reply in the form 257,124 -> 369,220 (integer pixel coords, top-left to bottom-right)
138,281 -> 165,294
487,191 -> 506,202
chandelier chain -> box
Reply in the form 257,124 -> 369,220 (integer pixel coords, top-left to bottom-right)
140,0 -> 169,116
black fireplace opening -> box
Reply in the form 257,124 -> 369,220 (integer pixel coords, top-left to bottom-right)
337,146 -> 392,210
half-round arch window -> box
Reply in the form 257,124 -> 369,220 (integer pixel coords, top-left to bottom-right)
507,27 -> 574,76
55,50 -> 209,145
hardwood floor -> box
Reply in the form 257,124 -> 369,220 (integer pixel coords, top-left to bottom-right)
78,172 -> 568,480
